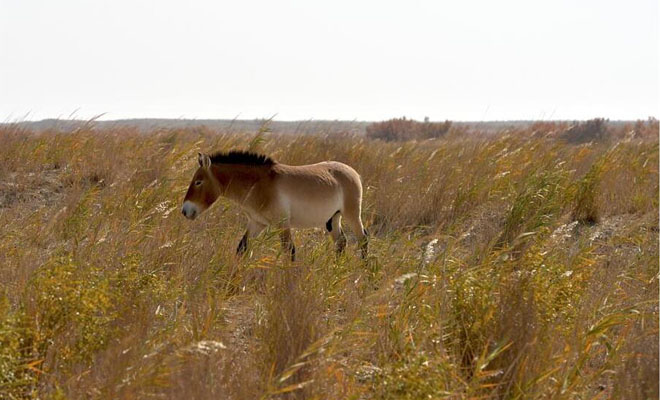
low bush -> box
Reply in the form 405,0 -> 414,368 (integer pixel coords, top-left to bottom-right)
366,117 -> 452,141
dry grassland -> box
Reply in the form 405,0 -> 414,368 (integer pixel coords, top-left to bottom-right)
0,122 -> 657,399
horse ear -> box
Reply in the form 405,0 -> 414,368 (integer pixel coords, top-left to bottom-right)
198,153 -> 211,169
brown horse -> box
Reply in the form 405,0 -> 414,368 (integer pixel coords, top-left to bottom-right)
181,151 -> 368,260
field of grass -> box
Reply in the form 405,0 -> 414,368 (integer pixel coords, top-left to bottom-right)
0,122 -> 657,399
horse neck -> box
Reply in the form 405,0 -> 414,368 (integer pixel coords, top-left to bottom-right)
211,164 -> 267,202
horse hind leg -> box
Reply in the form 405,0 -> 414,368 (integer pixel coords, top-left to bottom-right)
343,207 -> 369,259
357,226 -> 370,259
326,211 -> 346,255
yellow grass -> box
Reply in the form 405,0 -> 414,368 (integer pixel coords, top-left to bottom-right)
0,123 -> 657,399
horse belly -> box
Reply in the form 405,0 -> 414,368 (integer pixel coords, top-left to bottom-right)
282,191 -> 342,229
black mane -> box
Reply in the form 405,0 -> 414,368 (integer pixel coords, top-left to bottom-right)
209,150 -> 275,166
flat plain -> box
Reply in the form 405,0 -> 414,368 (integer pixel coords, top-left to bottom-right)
0,120 -> 657,399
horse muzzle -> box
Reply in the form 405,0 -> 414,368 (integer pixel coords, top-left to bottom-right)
181,201 -> 200,220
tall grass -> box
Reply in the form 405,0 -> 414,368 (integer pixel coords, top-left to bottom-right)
0,124 -> 657,399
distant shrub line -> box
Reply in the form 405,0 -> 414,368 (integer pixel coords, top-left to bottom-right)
367,117 -> 659,143
366,117 -> 452,141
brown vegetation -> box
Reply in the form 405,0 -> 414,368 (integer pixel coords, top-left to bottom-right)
0,122 -> 657,399
366,117 -> 453,141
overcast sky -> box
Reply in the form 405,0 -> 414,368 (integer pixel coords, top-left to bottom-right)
1,0 -> 658,121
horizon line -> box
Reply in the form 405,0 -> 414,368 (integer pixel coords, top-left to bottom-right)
4,116 -> 658,124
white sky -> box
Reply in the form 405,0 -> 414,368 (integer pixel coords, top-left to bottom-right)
1,0 -> 658,121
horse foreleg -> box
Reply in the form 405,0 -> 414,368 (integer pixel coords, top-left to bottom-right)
279,227 -> 296,261
236,219 -> 266,257
236,233 -> 248,255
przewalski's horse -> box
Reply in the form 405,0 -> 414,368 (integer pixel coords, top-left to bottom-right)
181,151 -> 369,260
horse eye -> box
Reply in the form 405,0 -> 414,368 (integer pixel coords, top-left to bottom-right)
195,180 -> 202,186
